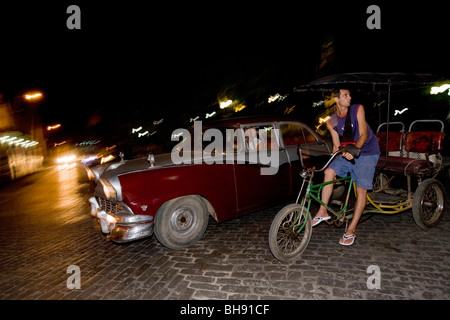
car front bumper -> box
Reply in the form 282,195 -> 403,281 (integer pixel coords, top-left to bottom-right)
88,196 -> 154,242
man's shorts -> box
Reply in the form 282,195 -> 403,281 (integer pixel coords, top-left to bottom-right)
329,154 -> 380,190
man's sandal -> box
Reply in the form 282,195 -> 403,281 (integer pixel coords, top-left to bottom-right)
339,233 -> 356,246
312,216 -> 331,227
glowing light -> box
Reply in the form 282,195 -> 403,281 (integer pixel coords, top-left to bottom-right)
205,111 -> 216,118
190,116 -> 201,122
284,106 -> 295,115
0,135 -> 38,148
47,124 -> 61,131
234,104 -> 246,112
172,132 -> 184,139
24,93 -> 43,100
268,94 -> 280,103
319,116 -> 330,124
138,131 -> 149,137
430,84 -> 450,95
101,155 -> 115,164
312,100 -> 324,108
153,119 -> 164,126
268,93 -> 287,103
56,155 -> 76,164
76,140 -> 100,146
394,108 -> 408,116
132,126 -> 142,133
316,116 -> 330,130
220,100 -> 233,109
25,141 -> 39,147
106,214 -> 117,224
54,141 -> 67,147
81,155 -> 99,164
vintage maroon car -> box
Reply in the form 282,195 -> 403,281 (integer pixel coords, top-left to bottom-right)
86,116 -> 332,249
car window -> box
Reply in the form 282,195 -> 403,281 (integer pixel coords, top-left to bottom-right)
185,126 -> 245,154
280,122 -> 318,146
241,124 -> 278,150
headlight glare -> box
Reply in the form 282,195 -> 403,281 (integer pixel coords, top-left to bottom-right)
100,179 -> 117,199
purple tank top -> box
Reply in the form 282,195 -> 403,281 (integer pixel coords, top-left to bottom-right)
329,104 -> 380,156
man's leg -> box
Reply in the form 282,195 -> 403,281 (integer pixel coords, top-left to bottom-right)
341,154 -> 379,244
341,186 -> 367,244
314,167 -> 336,218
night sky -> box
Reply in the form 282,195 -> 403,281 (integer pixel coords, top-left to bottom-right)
1,1 -> 449,144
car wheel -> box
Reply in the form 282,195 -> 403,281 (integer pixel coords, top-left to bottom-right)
412,178 -> 446,229
154,195 -> 209,250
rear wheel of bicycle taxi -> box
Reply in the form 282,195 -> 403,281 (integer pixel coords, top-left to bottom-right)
269,203 -> 312,262
412,178 -> 446,229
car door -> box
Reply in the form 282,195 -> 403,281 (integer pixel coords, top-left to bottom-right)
233,123 -> 291,213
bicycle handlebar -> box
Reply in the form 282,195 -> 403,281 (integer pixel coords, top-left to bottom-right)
299,144 -> 361,173
313,150 -> 342,172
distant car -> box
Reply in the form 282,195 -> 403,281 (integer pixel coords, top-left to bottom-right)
86,116 -> 332,249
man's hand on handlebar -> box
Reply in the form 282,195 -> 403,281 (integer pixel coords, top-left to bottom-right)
339,144 -> 361,161
342,151 -> 355,161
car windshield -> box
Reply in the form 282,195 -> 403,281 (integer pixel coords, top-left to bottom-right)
172,124 -> 279,154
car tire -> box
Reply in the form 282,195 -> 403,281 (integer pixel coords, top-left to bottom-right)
154,195 -> 209,250
412,178 -> 446,229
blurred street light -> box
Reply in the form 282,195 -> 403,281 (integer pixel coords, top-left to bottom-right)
22,91 -> 44,149
24,92 -> 43,100
430,84 -> 450,95
220,99 -> 233,109
47,124 -> 61,131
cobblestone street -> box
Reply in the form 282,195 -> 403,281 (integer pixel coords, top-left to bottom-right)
0,165 -> 449,302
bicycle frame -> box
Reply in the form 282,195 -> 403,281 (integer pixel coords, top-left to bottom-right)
308,176 -> 354,218
297,170 -> 355,227
293,146 -> 419,234
296,169 -> 413,231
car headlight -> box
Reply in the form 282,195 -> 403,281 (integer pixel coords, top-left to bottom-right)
100,178 -> 117,200
106,214 -> 117,225
87,164 -> 108,182
85,167 -> 95,181
56,154 -> 76,164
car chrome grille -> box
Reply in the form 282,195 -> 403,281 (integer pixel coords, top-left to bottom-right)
96,196 -> 122,214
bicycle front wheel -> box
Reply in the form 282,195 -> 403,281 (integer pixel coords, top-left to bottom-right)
269,203 -> 312,262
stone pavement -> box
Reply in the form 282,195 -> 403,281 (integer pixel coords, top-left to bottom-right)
0,166 -> 449,302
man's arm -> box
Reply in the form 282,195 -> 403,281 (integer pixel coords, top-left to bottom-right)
355,104 -> 368,149
340,104 -> 367,161
326,120 -> 341,153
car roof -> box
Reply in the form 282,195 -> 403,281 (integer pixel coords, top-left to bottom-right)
204,115 -> 306,127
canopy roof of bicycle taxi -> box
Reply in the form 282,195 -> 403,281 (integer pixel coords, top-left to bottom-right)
293,72 -> 450,157
294,72 -> 450,93
294,72 -> 450,128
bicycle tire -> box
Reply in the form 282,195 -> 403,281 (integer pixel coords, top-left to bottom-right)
269,203 -> 312,262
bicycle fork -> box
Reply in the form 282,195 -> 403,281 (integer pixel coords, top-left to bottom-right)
293,170 -> 314,234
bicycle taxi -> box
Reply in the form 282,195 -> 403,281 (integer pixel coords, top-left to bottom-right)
269,73 -> 450,262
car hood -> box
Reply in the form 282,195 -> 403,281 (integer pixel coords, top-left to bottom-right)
92,151 -> 213,181
99,153 -> 176,178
